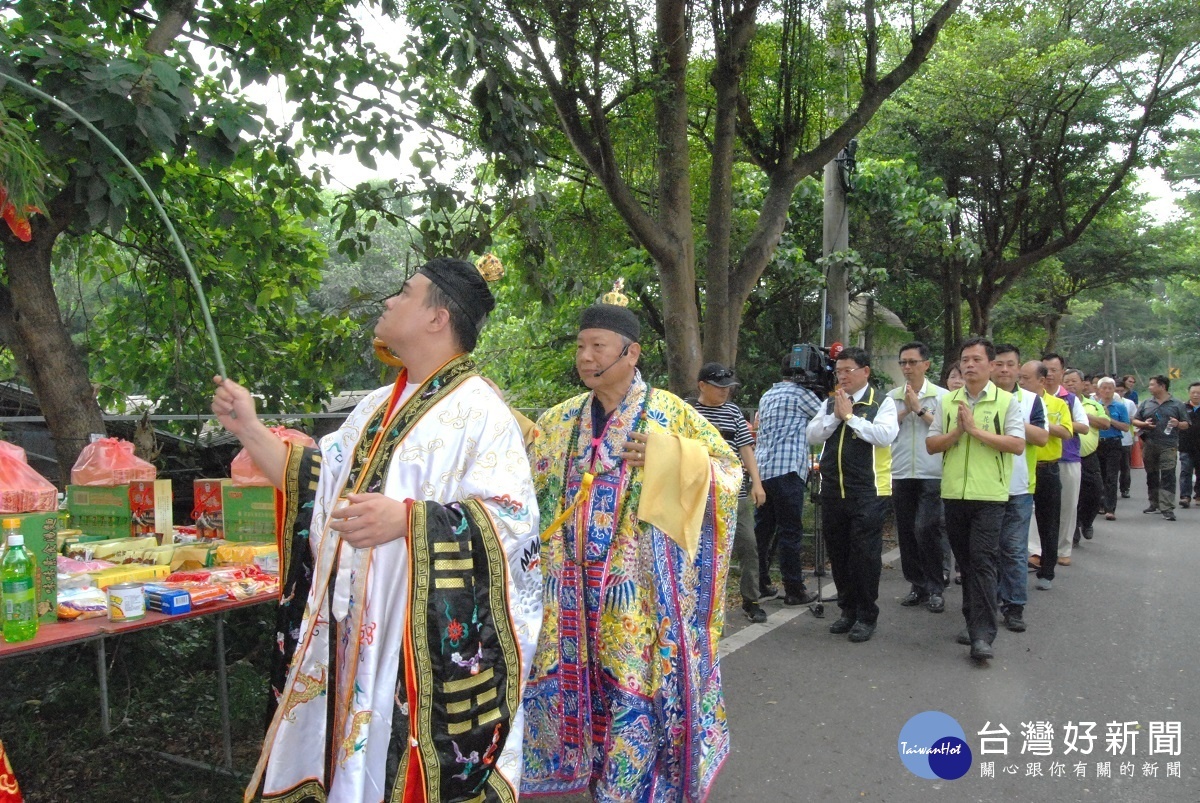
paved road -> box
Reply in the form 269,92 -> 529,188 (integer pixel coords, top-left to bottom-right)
710,474 -> 1200,801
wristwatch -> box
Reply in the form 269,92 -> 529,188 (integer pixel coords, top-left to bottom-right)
919,406 -> 933,418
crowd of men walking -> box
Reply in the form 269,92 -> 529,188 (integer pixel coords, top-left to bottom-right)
204,255 -> 1197,802
702,341 -> 1200,664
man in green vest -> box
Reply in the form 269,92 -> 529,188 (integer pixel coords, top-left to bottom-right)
927,338 -> 1025,662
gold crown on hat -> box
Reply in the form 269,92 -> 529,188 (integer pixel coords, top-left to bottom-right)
601,278 -> 629,307
475,253 -> 505,282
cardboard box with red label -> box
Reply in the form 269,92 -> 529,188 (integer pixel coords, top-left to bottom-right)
192,478 -> 230,540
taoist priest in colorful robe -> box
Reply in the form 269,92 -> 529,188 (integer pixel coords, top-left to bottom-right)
521,284 -> 741,802
212,257 -> 543,803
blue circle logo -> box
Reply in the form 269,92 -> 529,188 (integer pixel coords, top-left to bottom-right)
898,711 -> 973,780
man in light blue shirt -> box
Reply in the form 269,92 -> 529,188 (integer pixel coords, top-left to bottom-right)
755,358 -> 823,605
1095,376 -> 1130,519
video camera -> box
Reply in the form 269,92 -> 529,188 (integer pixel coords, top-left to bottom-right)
783,342 -> 840,396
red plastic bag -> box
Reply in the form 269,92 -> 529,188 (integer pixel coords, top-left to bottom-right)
70,437 -> 156,486
0,440 -> 58,513
231,427 -> 317,486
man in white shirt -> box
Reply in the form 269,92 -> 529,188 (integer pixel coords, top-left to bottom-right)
991,345 -> 1048,633
927,338 -> 1025,662
806,347 -> 899,643
888,341 -> 949,613
1039,353 -> 1089,566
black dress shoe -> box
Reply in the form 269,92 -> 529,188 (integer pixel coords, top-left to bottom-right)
784,589 -> 819,606
829,615 -> 855,634
926,594 -> 945,613
900,590 -> 925,607
956,628 -> 971,645
848,621 -> 876,643
1003,610 -> 1027,632
970,639 -> 994,660
1082,527 -> 1093,540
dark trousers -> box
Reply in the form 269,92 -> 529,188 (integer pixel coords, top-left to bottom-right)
821,494 -> 888,625
1097,439 -> 1123,514
756,472 -> 809,596
944,499 -> 1006,645
1143,441 -> 1178,512
1076,452 -> 1102,538
893,478 -> 945,598
1119,445 -> 1132,495
1033,463 -> 1061,582
1179,449 -> 1200,500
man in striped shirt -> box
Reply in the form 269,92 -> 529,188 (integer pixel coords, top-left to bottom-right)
689,362 -> 770,622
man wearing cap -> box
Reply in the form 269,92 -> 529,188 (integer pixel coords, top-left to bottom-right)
689,362 -> 769,622
213,257 -> 542,802
522,289 -> 740,802
753,357 -> 823,606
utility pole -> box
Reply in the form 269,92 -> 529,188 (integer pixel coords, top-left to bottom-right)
822,140 -> 856,348
823,159 -> 849,346
821,0 -> 851,350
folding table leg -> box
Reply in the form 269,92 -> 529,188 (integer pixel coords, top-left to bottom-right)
215,613 -> 233,770
95,637 -> 110,735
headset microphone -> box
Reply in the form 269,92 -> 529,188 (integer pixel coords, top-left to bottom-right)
593,343 -> 631,377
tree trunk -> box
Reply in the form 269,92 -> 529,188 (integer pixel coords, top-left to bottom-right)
659,250 -> 702,395
940,254 -> 963,376
1042,297 -> 1070,353
1043,315 -> 1061,353
701,31 -> 742,369
653,0 -> 700,395
967,292 -> 990,337
722,172 -> 803,359
0,219 -> 106,484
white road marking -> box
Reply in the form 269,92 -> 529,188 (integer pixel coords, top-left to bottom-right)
720,547 -> 902,658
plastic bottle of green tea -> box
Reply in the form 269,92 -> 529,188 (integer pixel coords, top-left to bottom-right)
2,518 -> 38,643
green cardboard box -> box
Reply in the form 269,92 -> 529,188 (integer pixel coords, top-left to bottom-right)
67,484 -> 133,539
221,485 -> 278,542
4,511 -> 59,624
67,481 -> 172,539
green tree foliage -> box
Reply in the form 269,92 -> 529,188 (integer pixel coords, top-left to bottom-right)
400,0 -> 963,392
877,0 -> 1200,359
738,157 -> 961,394
0,1 -> 432,477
